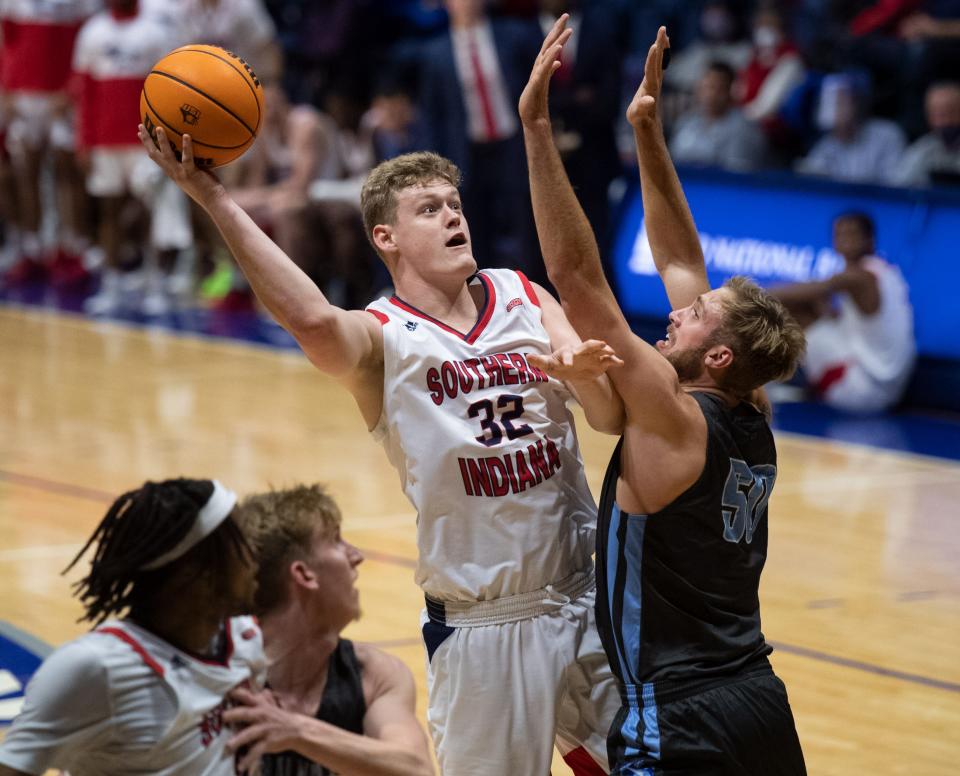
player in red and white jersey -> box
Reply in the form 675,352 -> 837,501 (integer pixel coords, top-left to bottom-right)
138,23 -> 625,768
72,0 -> 192,315
0,0 -> 98,284
367,268 -> 599,601
0,478 -> 265,776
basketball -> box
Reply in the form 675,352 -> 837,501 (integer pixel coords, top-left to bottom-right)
140,44 -> 264,168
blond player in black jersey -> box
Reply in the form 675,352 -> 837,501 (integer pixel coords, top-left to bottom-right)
521,18 -> 807,775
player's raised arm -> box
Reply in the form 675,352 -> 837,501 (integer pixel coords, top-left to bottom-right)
519,15 -> 626,342
138,126 -> 382,385
629,27 -> 709,311
520,17 -> 704,447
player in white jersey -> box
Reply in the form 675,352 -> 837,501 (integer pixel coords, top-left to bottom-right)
0,0 -> 99,284
138,58 -> 626,775
0,478 -> 265,776
73,0 -> 194,316
773,211 -> 916,412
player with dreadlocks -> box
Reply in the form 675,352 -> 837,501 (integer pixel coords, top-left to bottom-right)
0,478 -> 266,776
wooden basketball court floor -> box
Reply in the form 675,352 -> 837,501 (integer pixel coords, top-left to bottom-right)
1,304 -> 958,775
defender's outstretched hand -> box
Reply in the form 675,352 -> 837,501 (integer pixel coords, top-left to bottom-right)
626,26 -> 670,128
518,13 -> 573,129
137,124 -> 225,207
528,340 -> 624,382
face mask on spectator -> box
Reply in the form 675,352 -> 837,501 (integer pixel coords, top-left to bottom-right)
753,25 -> 781,51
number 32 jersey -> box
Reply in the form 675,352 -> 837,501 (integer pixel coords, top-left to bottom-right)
367,269 -> 597,602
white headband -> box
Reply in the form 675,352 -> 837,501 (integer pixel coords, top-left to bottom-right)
140,480 -> 238,571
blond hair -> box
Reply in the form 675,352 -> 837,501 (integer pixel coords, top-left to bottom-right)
237,484 -> 341,615
714,276 -> 806,395
360,152 -> 462,252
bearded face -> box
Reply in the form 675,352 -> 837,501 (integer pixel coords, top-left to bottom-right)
666,344 -> 709,383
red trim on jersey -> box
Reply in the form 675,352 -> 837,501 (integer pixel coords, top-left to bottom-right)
367,309 -> 389,326
189,620 -> 236,667
815,363 -> 848,396
388,272 -> 496,344
515,270 -> 540,307
562,746 -> 606,776
97,627 -> 166,678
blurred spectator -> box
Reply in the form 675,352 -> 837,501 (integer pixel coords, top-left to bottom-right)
144,0 -> 282,82
839,0 -> 960,136
418,0 -> 543,280
261,0 -> 386,106
670,61 -> 767,171
664,1 -> 753,97
772,211 -> 915,413
796,72 -> 906,183
226,82 -> 379,310
230,83 -> 332,278
1,0 -> 97,286
143,0 -> 283,301
365,80 -> 426,162
738,4 -> 806,126
74,0 -> 189,316
538,0 -> 624,249
893,80 -> 960,185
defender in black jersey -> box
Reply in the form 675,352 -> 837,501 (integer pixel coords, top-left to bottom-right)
521,20 -> 807,775
225,486 -> 433,775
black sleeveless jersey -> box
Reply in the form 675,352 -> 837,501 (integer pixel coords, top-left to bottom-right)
260,639 -> 367,776
596,392 -> 776,692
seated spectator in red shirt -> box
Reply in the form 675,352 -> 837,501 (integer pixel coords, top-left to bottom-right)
737,4 -> 805,126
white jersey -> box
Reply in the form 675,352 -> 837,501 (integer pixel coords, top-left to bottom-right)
72,9 -> 176,148
367,269 -> 596,602
0,616 -> 265,775
804,256 -> 915,405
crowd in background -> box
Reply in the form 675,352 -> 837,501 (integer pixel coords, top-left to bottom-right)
0,0 -> 953,333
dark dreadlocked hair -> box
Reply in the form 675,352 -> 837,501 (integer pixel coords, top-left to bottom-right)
64,478 -> 254,626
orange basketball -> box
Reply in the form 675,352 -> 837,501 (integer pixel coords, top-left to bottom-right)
140,44 -> 264,168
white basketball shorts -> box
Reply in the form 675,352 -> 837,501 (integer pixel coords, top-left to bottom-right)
421,568 -> 619,775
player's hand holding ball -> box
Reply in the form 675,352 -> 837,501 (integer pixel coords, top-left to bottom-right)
138,44 -> 264,205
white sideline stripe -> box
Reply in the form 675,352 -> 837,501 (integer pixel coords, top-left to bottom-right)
0,544 -> 80,562
0,696 -> 25,723
0,670 -> 21,696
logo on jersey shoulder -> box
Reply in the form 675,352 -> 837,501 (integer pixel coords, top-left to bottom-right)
179,104 -> 201,126
404,320 -> 419,331
506,297 -> 523,313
